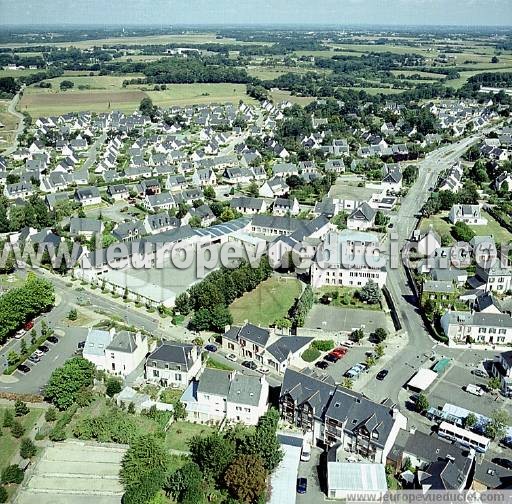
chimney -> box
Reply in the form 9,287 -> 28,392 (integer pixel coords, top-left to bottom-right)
224,324 -> 231,333
191,345 -> 198,361
108,327 -> 116,339
135,331 -> 142,346
409,426 -> 416,435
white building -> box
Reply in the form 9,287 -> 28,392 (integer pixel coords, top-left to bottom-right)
105,331 -> 148,377
327,461 -> 387,501
181,368 -> 269,425
449,204 -> 487,226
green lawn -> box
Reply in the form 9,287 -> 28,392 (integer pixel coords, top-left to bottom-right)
206,357 -> 234,371
229,277 -> 302,326
420,212 -> 454,244
315,286 -> 382,311
469,211 -> 512,244
0,407 -> 43,471
165,422 -> 216,452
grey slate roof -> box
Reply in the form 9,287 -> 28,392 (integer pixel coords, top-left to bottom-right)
147,342 -> 197,370
266,336 -> 313,363
224,323 -> 270,347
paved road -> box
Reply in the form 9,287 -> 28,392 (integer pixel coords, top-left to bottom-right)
2,87 -> 25,155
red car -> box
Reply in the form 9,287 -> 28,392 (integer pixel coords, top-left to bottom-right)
24,321 -> 34,331
330,347 -> 348,358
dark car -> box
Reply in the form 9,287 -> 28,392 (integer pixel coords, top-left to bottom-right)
205,344 -> 218,352
315,360 -> 329,370
47,335 -> 59,344
38,345 -> 50,353
493,458 -> 512,470
376,369 -> 389,381
242,360 -> 257,370
296,477 -> 307,494
17,364 -> 31,373
77,341 -> 86,349
324,353 -> 339,363
472,369 -> 487,378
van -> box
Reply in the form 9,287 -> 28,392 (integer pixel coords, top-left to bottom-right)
300,440 -> 311,462
465,384 -> 484,396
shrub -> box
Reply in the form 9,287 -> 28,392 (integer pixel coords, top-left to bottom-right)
301,346 -> 321,362
45,406 -> 57,422
311,339 -> 334,352
14,399 -> 29,417
1,465 -> 24,484
11,420 -> 25,438
2,410 -> 13,428
20,438 -> 37,459
105,377 -> 122,397
0,486 -> 7,503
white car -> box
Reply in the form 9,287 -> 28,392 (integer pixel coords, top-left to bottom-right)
34,349 -> 44,358
14,329 -> 26,339
257,366 -> 270,375
466,384 -> 484,396
226,353 -> 238,362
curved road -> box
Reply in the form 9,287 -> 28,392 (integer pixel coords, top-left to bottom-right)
2,87 -> 25,155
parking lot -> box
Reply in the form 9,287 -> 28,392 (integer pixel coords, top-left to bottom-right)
305,305 -> 390,334
296,446 -> 325,504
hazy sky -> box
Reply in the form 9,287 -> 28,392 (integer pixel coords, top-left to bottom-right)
1,0 -> 511,27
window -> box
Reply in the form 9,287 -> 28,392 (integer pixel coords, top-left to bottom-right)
175,373 -> 182,381
153,370 -> 159,377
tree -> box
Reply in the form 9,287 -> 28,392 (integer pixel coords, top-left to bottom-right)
375,344 -> 385,358
487,377 -> 501,392
59,80 -> 75,90
403,165 -> 418,185
452,221 -> 475,242
189,432 -> 235,481
203,186 -> 216,200
120,434 -> 170,503
20,438 -> 36,459
484,409 -> 509,440
247,181 -> 259,197
14,399 -> 29,417
44,357 -> 95,410
358,280 -> 381,304
127,402 -> 136,414
139,97 -> 156,119
331,211 -> 348,230
209,305 -> 233,333
224,455 -> 267,504
349,328 -> 364,343
45,407 -> 57,422
172,400 -> 187,421
165,462 -> 205,504
11,420 -> 25,438
0,486 -> 7,503
174,292 -> 191,316
341,377 -> 353,389
7,351 -> 19,367
415,393 -> 429,413
492,56 -> 500,64
1,465 -> 24,484
274,317 -> 292,330
375,211 -> 389,227
464,413 -> 477,429
2,410 -> 13,428
188,308 -> 212,332
106,377 -> 122,397
372,328 -> 388,344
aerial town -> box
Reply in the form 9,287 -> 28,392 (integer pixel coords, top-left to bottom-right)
0,4 -> 511,504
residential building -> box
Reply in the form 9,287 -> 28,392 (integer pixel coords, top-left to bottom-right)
75,187 -> 101,206
230,196 -> 267,215
272,197 -> 300,216
347,202 -> 376,231
105,331 -> 149,377
449,204 -> 487,225
491,350 -> 512,397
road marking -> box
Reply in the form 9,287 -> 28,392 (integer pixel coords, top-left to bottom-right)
54,355 -> 60,360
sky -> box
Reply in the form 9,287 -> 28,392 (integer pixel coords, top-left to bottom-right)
0,0 -> 511,27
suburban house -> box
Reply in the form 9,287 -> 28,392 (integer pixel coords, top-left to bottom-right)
4,182 -> 34,200
181,368 -> 269,425
449,204 -> 487,225
347,202 -> 376,231
440,310 -> 512,346
310,230 -> 387,289
82,328 -> 115,370
259,177 -> 289,198
69,217 -> 104,239
144,192 -> 175,212
107,184 -> 129,201
381,163 -> 403,191
438,163 -> 464,192
105,331 -> 149,378
474,263 -> 512,293
75,187 -> 101,206
145,342 -> 202,387
272,197 -> 300,216
280,368 -> 407,464
192,167 -> 216,187
230,196 -> 268,215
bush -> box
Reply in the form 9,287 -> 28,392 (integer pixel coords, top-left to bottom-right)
0,486 -> 7,503
20,438 -> 37,459
2,410 -> 13,428
11,420 -> 25,438
1,465 -> 24,484
311,339 -> 334,352
67,308 -> 78,321
14,399 -> 29,417
45,406 -> 57,422
105,377 -> 122,397
301,346 -> 321,362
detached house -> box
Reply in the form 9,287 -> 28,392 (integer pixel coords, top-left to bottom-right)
381,163 -> 403,191
75,187 -> 101,206
347,202 -> 376,231
491,351 -> 512,397
107,184 -> 129,201
145,342 -> 202,387
230,196 -> 267,215
272,197 -> 300,216
144,192 -> 175,212
192,168 -> 216,187
259,177 -> 289,198
449,204 -> 487,226
4,182 -> 34,200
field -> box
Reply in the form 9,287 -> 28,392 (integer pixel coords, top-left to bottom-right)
269,89 -> 316,106
229,277 -> 302,326
165,421 -> 216,452
147,83 -> 257,107
469,211 -> 512,244
0,407 -> 43,471
0,99 -> 18,151
419,212 -> 454,244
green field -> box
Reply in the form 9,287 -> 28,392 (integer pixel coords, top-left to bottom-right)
469,211 -> 512,244
270,89 -> 316,106
315,286 -> 382,311
165,421 -> 216,452
0,407 -> 43,471
229,277 -> 302,326
419,212 -> 453,244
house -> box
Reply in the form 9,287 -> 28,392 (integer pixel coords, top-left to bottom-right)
325,159 -> 345,174
272,163 -> 298,178
230,196 -> 267,215
182,204 -> 216,227
182,368 -> 269,426
491,350 -> 512,397
272,197 -> 300,217
438,163 -> 464,193
259,177 -> 289,198
75,187 -> 101,206
145,342 -> 202,387
440,310 -> 512,346
165,174 -> 187,192
495,172 -> 512,192
222,166 -> 255,185
420,280 -> 458,310
82,328 -> 115,370
107,184 -> 129,201
280,368 -> 407,463
474,262 -> 512,293
69,218 -> 104,239
347,202 -> 377,231
143,213 -> 179,235
410,227 -> 442,257
311,230 -> 387,289
138,178 -> 161,196
222,323 -> 270,362
112,221 -> 147,242
4,182 -> 34,200
449,204 -> 487,225
192,168 -> 216,187
105,331 -> 149,377
144,192 -> 175,212
381,163 -> 403,191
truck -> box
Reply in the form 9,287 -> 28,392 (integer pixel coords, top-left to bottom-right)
465,384 -> 484,396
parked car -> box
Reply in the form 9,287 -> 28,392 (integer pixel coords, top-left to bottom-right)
38,345 -> 50,353
342,340 -> 355,348
77,341 -> 86,349
315,360 -> 329,370
14,329 -> 26,339
465,384 -> 484,396
28,354 -> 40,364
205,344 -> 217,352
24,320 -> 34,331
34,349 -> 44,358
46,336 -> 59,344
324,353 -> 340,363
300,440 -> 311,462
226,353 -> 237,362
296,478 -> 307,494
257,366 -> 270,375
376,369 -> 389,381
242,360 -> 257,370
329,347 -> 347,359
471,369 -> 487,378
493,458 -> 512,470
17,364 -> 31,373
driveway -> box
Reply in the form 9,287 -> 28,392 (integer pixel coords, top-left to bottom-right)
296,447 -> 325,504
